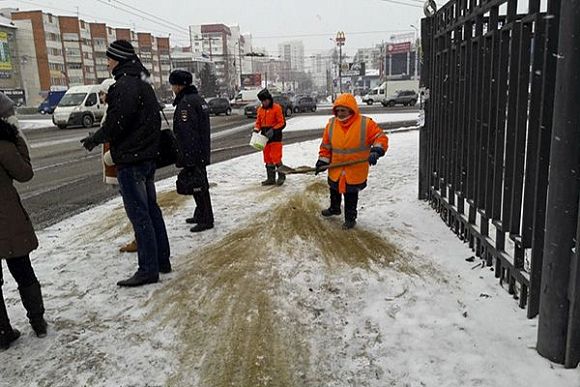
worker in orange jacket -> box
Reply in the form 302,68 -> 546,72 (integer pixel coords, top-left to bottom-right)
253,89 -> 286,186
316,93 -> 389,229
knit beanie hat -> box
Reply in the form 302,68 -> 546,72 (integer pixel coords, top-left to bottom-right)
257,88 -> 273,102
169,70 -> 193,86
106,40 -> 136,62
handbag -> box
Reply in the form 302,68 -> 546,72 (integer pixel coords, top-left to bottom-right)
156,128 -> 178,169
176,167 -> 207,195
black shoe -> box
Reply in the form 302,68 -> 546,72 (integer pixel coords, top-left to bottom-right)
30,318 -> 47,338
0,328 -> 20,350
261,179 -> 276,186
117,273 -> 159,287
262,165 -> 276,186
321,208 -> 341,217
342,220 -> 357,229
185,217 -> 198,224
159,263 -> 172,274
190,223 -> 214,233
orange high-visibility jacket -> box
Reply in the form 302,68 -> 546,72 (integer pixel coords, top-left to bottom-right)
255,103 -> 286,132
319,94 -> 388,192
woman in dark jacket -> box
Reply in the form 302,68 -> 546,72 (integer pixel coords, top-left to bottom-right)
0,95 -> 47,350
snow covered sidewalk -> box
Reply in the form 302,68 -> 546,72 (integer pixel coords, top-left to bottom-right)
284,111 -> 420,133
1,131 -> 579,386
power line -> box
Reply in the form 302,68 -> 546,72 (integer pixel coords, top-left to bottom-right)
252,29 -> 419,40
379,0 -> 423,8
108,0 -> 188,33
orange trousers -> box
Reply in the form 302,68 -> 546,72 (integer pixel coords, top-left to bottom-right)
263,142 -> 283,165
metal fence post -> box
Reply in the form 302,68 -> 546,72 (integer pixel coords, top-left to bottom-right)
418,17 -> 432,200
537,0 -> 580,368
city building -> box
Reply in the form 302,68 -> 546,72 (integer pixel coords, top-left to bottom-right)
278,40 -> 305,73
58,16 -> 97,86
0,15 -> 26,105
89,23 -> 112,83
12,10 -> 67,103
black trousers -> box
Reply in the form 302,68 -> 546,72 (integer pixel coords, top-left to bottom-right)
192,166 -> 214,225
329,188 -> 359,221
0,255 -> 38,288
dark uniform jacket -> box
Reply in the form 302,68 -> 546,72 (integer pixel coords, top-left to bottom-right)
173,85 -> 211,167
92,60 -> 161,165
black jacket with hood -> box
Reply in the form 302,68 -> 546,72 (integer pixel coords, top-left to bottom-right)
173,85 -> 211,167
92,59 -> 161,165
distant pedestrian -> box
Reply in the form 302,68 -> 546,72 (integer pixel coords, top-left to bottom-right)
253,89 -> 286,186
81,40 -> 171,287
0,93 -> 48,350
316,93 -> 389,229
169,70 -> 214,233
99,78 -> 138,253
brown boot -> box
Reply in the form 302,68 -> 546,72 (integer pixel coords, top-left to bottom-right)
119,240 -> 137,253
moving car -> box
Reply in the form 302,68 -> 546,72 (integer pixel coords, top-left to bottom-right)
362,87 -> 386,105
381,90 -> 418,107
38,90 -> 66,115
293,96 -> 317,113
208,97 -> 232,116
52,85 -> 105,129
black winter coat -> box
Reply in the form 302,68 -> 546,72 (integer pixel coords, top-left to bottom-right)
92,60 -> 161,165
173,86 -> 211,167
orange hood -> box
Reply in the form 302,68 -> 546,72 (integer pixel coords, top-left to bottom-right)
332,93 -> 360,118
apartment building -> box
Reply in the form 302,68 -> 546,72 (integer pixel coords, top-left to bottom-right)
12,10 -> 67,97
89,23 -> 111,83
58,16 -> 97,86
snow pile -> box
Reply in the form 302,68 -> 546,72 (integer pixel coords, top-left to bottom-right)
20,119 -> 55,131
1,131 -> 578,386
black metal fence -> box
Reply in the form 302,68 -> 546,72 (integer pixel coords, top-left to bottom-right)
419,0 -> 580,367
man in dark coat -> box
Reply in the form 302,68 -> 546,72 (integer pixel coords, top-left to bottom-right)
169,70 -> 214,233
81,40 -> 171,287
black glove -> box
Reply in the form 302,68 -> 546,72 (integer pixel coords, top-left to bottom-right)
80,134 -> 98,152
263,128 -> 274,140
315,159 -> 330,175
368,147 -> 385,166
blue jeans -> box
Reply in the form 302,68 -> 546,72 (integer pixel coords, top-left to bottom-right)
117,161 -> 170,276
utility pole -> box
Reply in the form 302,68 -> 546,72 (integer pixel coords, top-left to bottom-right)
411,24 -> 419,80
336,31 -> 345,94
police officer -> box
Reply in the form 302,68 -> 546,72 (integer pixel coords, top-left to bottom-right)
169,70 -> 214,232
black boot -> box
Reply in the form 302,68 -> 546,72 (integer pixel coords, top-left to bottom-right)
190,190 -> 214,233
343,191 -> 359,229
276,164 -> 286,186
19,282 -> 47,338
0,286 -> 20,350
117,272 -> 159,287
321,189 -> 342,217
261,165 -> 276,186
185,206 -> 200,224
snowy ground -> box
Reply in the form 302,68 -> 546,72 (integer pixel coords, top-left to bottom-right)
2,131 -> 579,387
20,119 -> 55,131
284,111 -> 420,133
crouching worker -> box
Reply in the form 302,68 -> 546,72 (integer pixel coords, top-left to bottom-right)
316,93 -> 388,229
169,70 -> 214,233
253,89 -> 286,186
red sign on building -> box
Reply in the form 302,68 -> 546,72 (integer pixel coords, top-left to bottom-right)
241,73 -> 262,87
386,42 -> 412,55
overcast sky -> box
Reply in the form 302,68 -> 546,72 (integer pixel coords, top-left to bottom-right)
4,0 -> 427,56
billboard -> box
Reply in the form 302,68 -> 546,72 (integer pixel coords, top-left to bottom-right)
341,62 -> 366,77
386,42 -> 411,55
0,32 -> 12,74
241,73 -> 262,88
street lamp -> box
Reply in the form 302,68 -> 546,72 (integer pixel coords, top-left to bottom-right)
410,24 -> 419,80
336,31 -> 346,94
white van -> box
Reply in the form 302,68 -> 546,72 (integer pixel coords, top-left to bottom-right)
52,85 -> 106,129
362,86 -> 386,105
231,89 -> 260,106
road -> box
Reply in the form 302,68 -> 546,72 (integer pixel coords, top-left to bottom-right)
18,105 -> 418,229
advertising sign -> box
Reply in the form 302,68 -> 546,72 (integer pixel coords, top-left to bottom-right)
241,73 -> 262,87
0,32 -> 12,73
386,42 -> 412,55
342,62 -> 366,77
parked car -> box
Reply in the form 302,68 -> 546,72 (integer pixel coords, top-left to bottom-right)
38,90 -> 66,115
52,85 -> 105,129
244,95 -> 294,119
293,96 -> 317,113
231,89 -> 260,106
382,90 -> 418,107
208,97 -> 232,116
